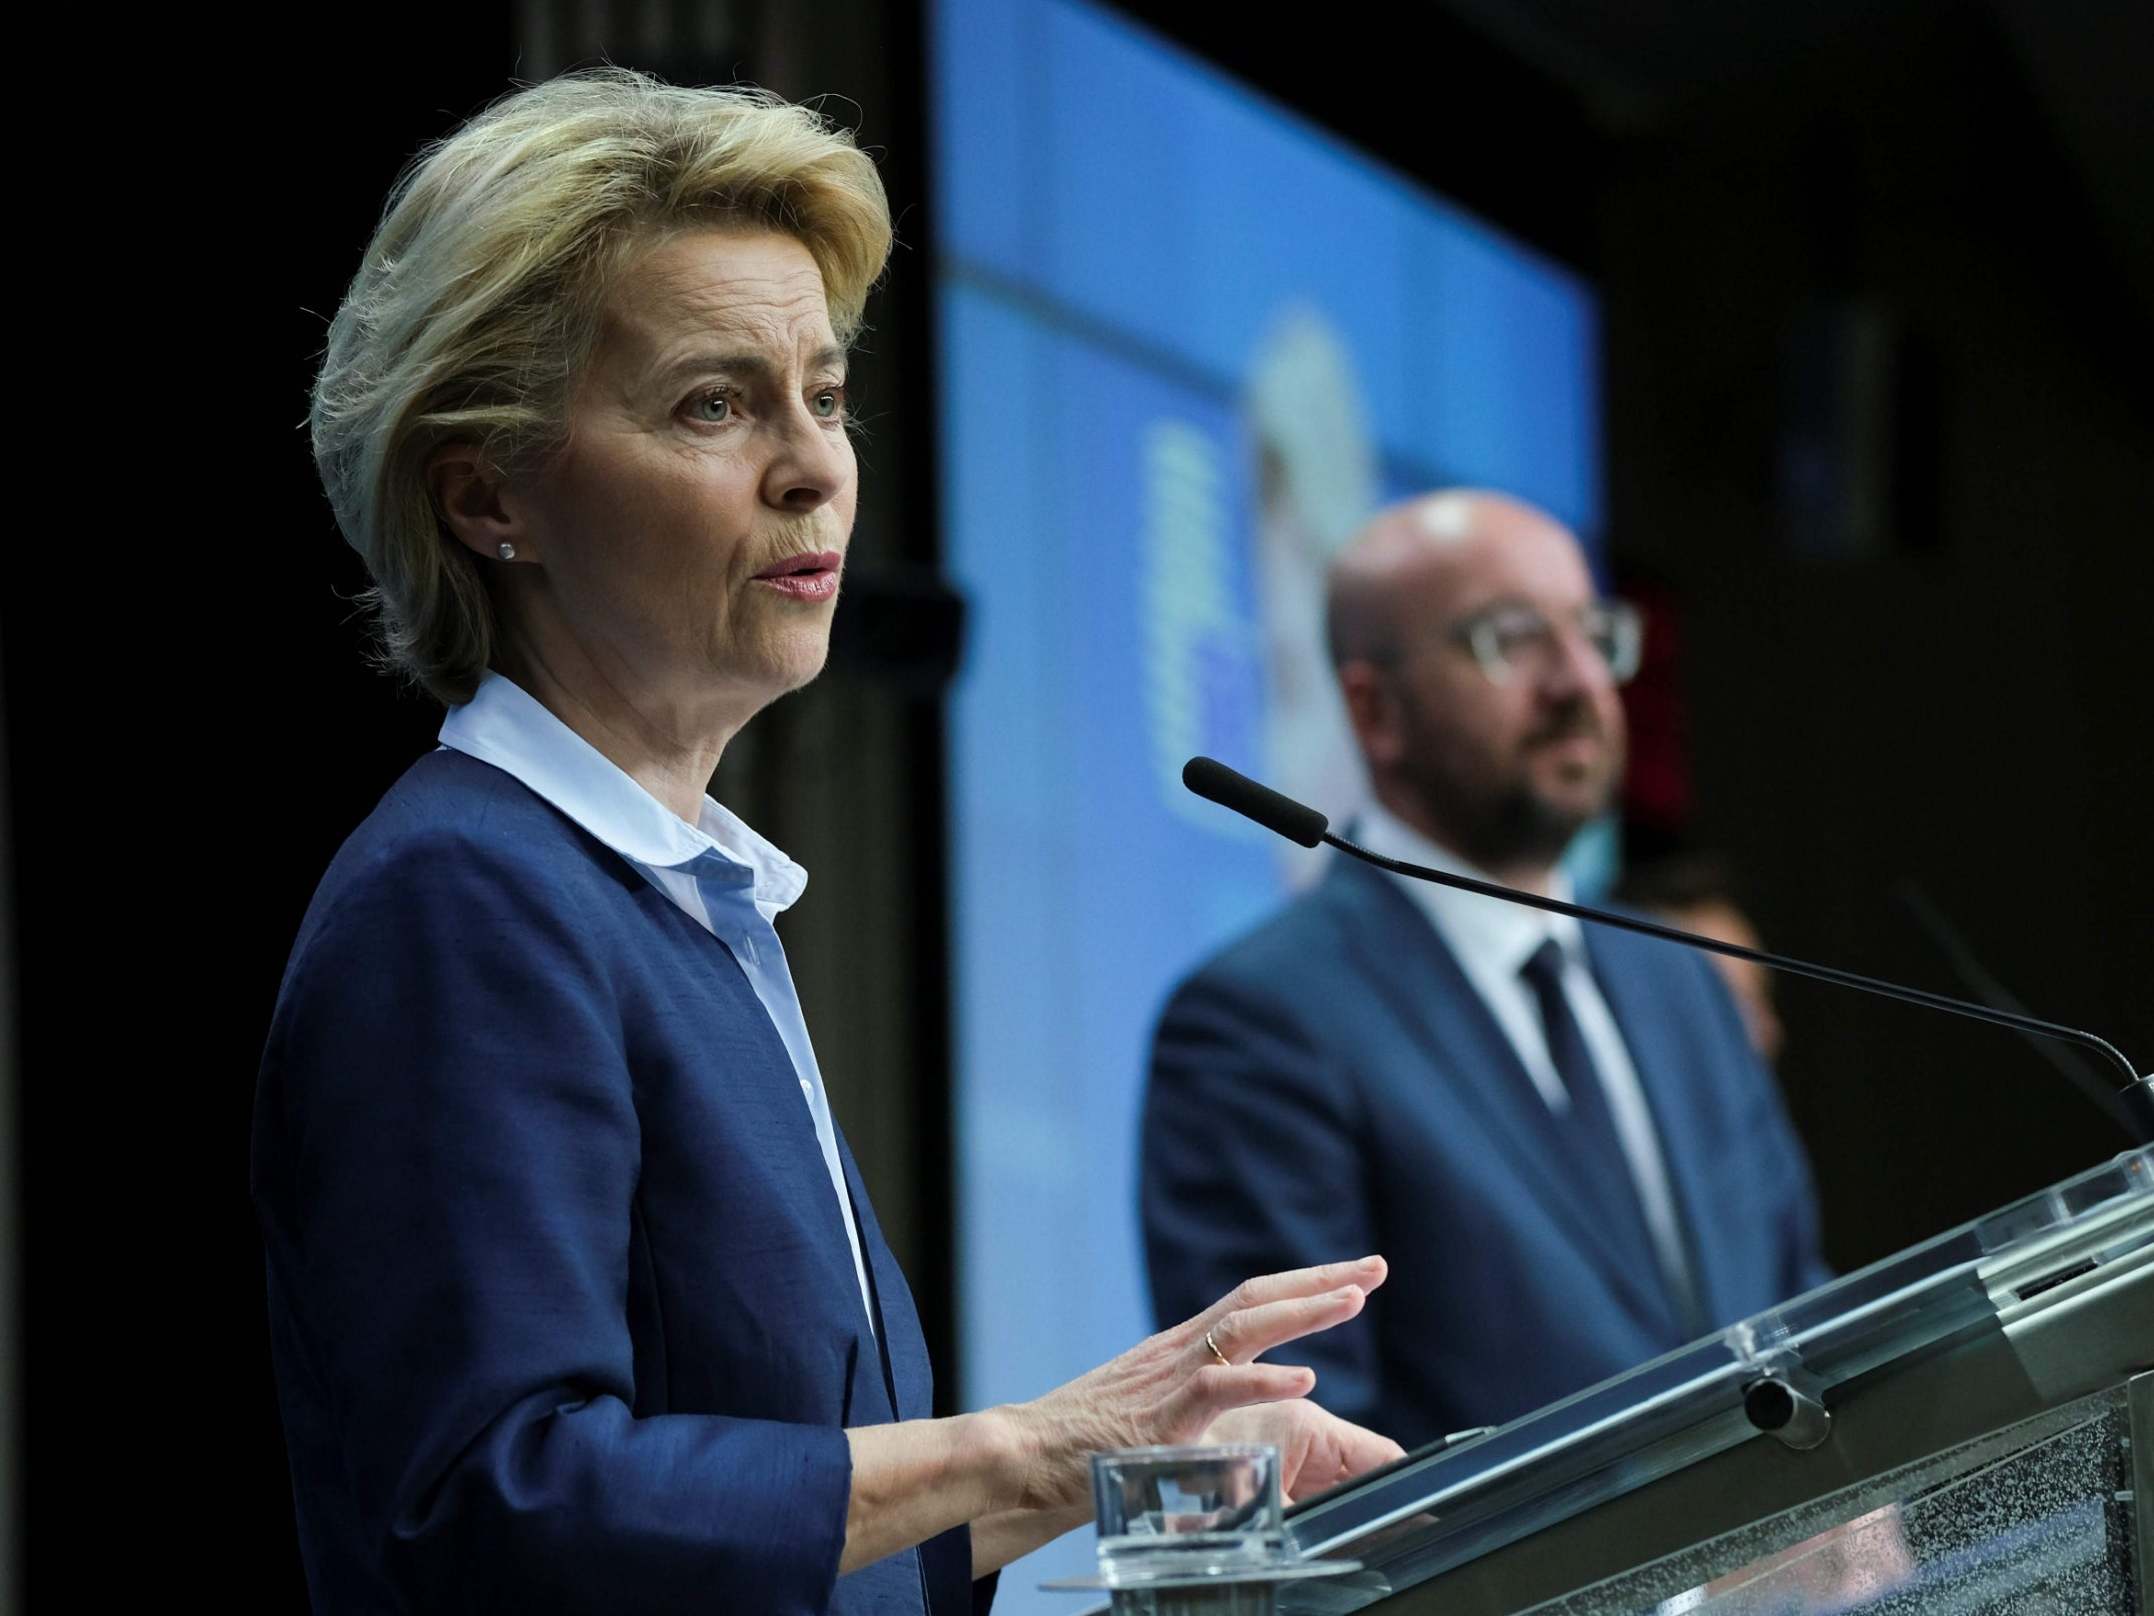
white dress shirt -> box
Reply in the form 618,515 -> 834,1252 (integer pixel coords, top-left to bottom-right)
440,672 -> 876,1333
1356,799 -> 1696,1312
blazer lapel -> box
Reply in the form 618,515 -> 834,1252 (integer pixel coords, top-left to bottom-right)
1582,926 -> 1714,1335
835,1133 -> 966,1612
1322,857 -> 1679,1335
834,1129 -> 932,1421
647,893 -> 881,1324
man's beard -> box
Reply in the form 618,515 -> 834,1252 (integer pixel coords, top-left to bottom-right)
1396,696 -> 1619,874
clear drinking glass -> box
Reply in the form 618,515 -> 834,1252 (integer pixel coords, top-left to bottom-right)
1090,1444 -> 1285,1581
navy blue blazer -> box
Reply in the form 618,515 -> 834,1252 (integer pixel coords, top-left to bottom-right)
254,749 -> 985,1614
1142,854 -> 1830,1450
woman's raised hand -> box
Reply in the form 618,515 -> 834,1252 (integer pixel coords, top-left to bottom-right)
990,1256 -> 1388,1515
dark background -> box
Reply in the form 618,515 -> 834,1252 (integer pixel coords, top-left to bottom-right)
9,0 -> 2150,1603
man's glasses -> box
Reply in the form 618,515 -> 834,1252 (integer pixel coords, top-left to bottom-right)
1445,600 -> 1644,687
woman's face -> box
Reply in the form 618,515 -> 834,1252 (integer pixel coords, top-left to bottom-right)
506,225 -> 857,720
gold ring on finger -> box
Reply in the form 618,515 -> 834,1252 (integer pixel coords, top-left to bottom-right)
1203,1327 -> 1231,1368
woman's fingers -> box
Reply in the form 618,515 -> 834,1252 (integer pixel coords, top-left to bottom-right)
1204,1257 -> 1387,1325
1337,1424 -> 1407,1474
1004,1255 -> 1393,1517
1206,1284 -> 1368,1365
1201,1401 -> 1410,1504
1167,1362 -> 1316,1429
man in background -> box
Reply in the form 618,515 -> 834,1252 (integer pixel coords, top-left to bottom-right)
1142,490 -> 1829,1447
1616,852 -> 1786,1067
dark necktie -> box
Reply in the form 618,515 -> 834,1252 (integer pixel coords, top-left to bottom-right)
1519,939 -> 1676,1322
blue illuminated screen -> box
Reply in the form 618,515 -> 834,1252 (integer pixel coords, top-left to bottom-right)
932,1 -> 1602,1603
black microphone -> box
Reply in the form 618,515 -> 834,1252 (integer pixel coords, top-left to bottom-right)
1184,755 -> 1328,847
1179,756 -> 2154,1143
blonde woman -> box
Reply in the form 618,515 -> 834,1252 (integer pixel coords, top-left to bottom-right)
256,70 -> 1400,1615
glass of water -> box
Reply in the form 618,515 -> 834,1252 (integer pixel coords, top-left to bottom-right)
1091,1444 -> 1285,1582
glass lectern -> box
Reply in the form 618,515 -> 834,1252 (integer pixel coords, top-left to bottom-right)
1074,1147 -> 2152,1614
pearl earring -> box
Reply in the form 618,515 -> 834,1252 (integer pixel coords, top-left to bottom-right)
497,542 -> 517,561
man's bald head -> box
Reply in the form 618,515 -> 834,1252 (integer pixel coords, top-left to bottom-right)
1323,489 -> 1625,889
1325,490 -> 1583,670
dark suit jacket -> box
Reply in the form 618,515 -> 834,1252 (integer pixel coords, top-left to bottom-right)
1142,854 -> 1830,1449
254,749 -> 987,1614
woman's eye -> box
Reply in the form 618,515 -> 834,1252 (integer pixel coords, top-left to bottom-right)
812,387 -> 846,420
688,390 -> 733,423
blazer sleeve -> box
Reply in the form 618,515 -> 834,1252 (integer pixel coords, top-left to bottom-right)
252,832 -> 853,1614
1141,962 -> 1383,1428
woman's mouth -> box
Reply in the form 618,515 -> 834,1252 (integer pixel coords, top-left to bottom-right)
752,550 -> 843,601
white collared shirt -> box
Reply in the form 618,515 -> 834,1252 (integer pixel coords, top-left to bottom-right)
1355,800 -> 1695,1311
440,672 -> 876,1333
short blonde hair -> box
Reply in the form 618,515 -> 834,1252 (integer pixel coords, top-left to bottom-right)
309,69 -> 893,705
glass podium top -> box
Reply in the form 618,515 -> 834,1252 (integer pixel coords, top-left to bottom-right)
1268,1146 -> 2154,1608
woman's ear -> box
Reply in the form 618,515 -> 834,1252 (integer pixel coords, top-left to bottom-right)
429,442 -> 529,563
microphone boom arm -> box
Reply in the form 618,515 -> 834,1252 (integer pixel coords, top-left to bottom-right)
1180,752 -> 2150,1136
1325,829 -> 2145,1091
